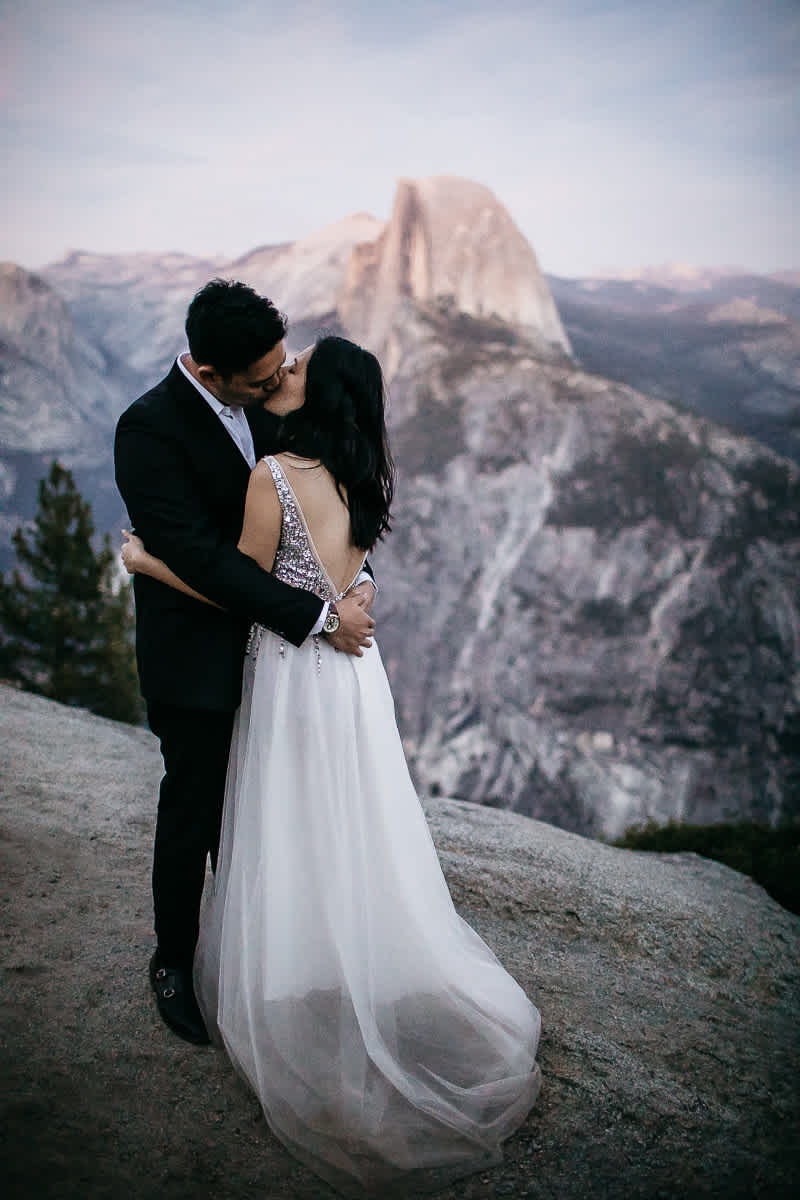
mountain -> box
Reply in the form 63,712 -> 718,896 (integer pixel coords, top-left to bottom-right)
2,684 -> 798,1199
42,249 -> 226,382
772,269 -> 800,287
4,215 -> 387,562
555,267 -> 800,324
39,182 -> 571,385
589,262 -> 800,304
338,176 -> 571,370
0,263 -> 133,564
0,263 -> 130,453
371,302 -> 799,836
232,212 -> 385,326
39,217 -> 389,389
3,177 -> 798,837
549,272 -> 800,462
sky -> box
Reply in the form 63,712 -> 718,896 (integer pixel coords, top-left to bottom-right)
1,0 -> 798,277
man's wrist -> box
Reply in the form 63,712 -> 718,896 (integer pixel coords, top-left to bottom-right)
310,601 -> 329,637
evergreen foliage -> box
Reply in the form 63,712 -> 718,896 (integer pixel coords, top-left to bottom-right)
0,461 -> 143,724
613,818 -> 800,915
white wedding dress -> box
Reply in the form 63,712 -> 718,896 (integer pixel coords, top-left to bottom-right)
194,456 -> 541,1196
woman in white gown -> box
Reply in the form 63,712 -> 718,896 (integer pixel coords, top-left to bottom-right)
122,337 -> 541,1196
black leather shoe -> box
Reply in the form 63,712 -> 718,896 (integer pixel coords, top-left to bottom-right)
149,952 -> 210,1046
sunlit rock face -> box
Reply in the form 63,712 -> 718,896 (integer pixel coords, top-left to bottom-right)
339,176 -> 571,371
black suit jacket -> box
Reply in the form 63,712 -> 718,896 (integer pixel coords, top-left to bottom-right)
114,363 -> 324,711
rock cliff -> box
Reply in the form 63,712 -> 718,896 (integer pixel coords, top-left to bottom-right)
1,685 -> 797,1199
339,176 -> 571,370
369,300 -> 800,836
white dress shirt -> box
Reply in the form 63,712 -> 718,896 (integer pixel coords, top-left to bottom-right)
176,353 -> 256,468
175,354 -> 375,634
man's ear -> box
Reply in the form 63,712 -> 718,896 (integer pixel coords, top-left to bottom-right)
196,364 -> 217,387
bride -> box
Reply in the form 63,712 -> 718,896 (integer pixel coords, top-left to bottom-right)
121,336 -> 541,1196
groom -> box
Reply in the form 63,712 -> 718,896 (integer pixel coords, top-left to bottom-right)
115,279 -> 376,1045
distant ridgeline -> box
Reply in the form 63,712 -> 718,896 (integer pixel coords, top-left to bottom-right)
1,177 -> 798,836
548,270 -> 800,465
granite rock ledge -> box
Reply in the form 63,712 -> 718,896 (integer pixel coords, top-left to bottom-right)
1,683 -> 797,1199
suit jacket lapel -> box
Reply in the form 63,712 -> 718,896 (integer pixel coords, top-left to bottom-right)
168,363 -> 253,490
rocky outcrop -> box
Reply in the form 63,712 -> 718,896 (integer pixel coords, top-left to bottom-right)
339,177 -> 571,368
1,684 -> 797,1199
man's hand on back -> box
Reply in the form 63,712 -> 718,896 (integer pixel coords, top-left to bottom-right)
326,592 -> 375,656
347,579 -> 377,615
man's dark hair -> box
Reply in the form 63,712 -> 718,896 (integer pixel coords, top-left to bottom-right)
185,279 -> 287,376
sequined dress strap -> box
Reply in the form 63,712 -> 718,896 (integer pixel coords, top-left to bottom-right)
263,455 -> 364,603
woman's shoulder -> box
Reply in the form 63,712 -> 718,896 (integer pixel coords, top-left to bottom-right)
272,452 -> 329,484
271,454 -> 342,505
251,453 -> 311,478
247,457 -> 281,493
254,454 -> 331,493
273,451 -> 321,470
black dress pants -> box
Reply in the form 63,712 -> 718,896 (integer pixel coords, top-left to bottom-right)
146,700 -> 236,967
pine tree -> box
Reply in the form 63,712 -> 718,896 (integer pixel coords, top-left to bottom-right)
0,461 -> 143,724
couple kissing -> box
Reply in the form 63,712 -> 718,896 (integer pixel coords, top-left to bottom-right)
114,279 -> 541,1196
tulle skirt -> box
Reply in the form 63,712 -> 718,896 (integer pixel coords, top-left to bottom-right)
195,631 -> 541,1196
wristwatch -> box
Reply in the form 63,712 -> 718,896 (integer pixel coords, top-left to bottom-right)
322,602 -> 340,635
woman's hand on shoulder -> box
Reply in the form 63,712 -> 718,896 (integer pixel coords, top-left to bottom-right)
345,579 -> 376,614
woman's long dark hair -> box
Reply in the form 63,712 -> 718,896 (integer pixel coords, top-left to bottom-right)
279,336 -> 395,551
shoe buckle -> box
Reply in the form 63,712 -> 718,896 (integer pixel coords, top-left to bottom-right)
162,986 -> 176,999
155,967 -> 167,980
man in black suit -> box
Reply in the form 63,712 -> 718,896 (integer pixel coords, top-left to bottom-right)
115,280 -> 375,1044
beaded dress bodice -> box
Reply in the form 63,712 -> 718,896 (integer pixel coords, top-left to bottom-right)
245,456 -> 366,662
264,455 -> 364,603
